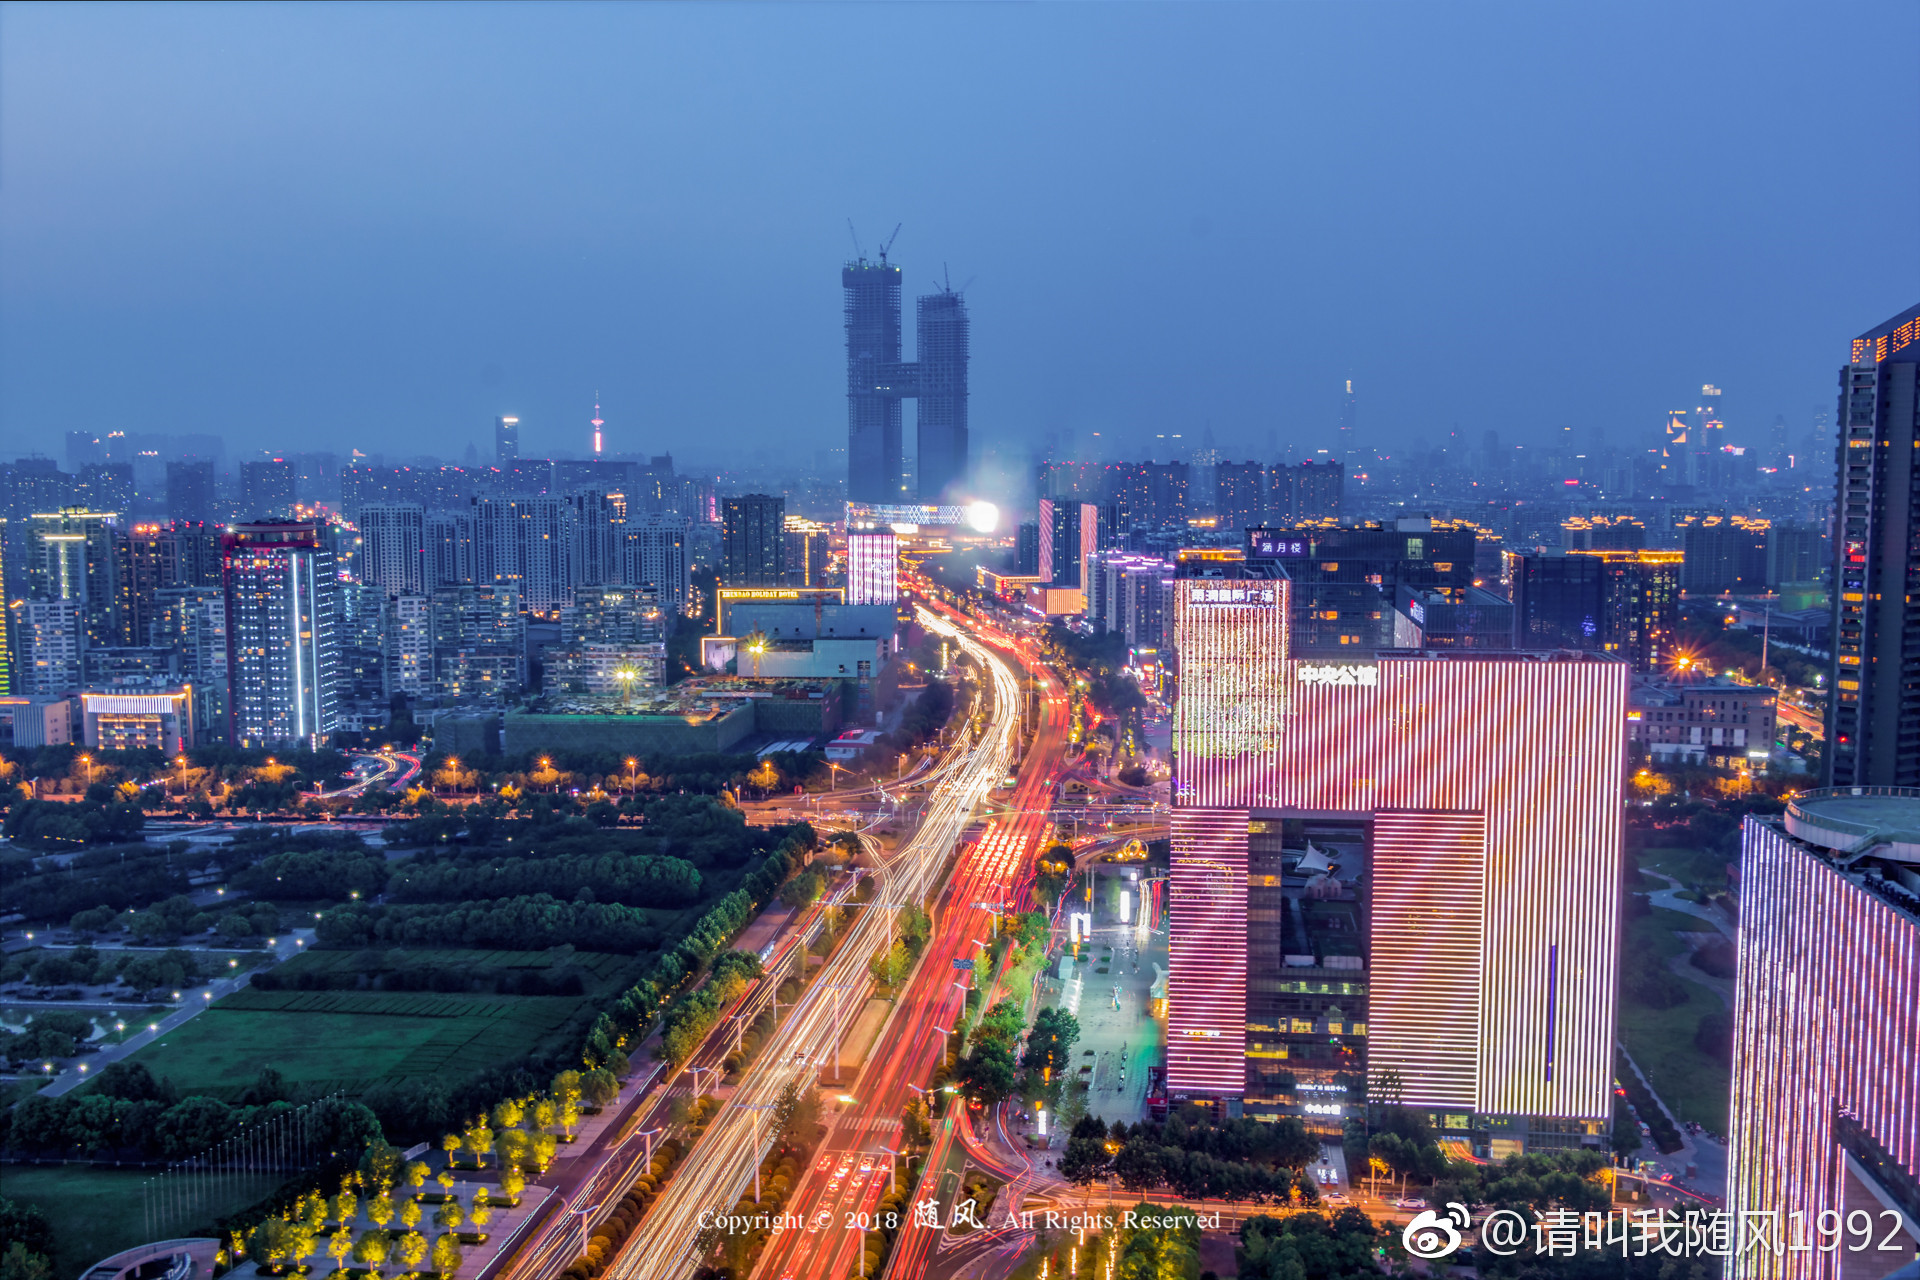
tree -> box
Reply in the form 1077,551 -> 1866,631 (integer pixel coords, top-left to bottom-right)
367,1193 -> 395,1229
1113,1136 -> 1163,1191
1058,1135 -> 1110,1187
581,1068 -> 619,1108
1021,1007 -> 1080,1081
326,1226 -> 354,1276
956,1041 -> 1018,1107
0,1244 -> 53,1280
351,1230 -> 391,1277
499,1165 -> 527,1204
394,1232 -> 428,1273
431,1233 -> 464,1280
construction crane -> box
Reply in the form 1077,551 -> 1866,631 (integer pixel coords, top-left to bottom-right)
878,222 -> 902,265
847,218 -> 865,262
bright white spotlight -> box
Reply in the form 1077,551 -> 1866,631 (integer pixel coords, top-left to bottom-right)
965,501 -> 999,533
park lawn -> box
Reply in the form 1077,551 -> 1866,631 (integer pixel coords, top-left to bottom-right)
2,1164 -> 185,1277
113,988 -> 588,1100
1642,844 -> 1734,895
1620,904 -> 1731,1133
270,945 -> 644,991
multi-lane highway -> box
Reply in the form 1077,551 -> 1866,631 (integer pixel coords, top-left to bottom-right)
589,602 -> 1037,1280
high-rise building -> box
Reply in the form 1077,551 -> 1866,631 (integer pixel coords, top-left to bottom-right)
1249,520 -> 1475,655
75,463 -> 135,517
495,415 -> 521,466
627,513 -> 691,614
1016,522 -> 1041,577
1726,796 -> 1920,1280
221,521 -> 341,746
915,285 -> 970,502
843,253 -> 972,502
151,586 -> 227,736
1168,561 -> 1625,1153
166,460 -> 217,526
1213,462 -> 1266,532
1826,301 -> 1920,787
240,458 -> 296,519
570,491 -> 625,589
358,503 -> 427,597
784,516 -> 833,588
388,594 -> 433,695
1679,515 -> 1770,595
1038,499 -> 1079,588
12,599 -> 85,695
26,507 -> 124,648
1508,550 -> 1681,672
846,531 -> 899,605
472,495 -> 574,615
845,259 -> 905,503
425,512 -> 476,589
720,494 -> 785,587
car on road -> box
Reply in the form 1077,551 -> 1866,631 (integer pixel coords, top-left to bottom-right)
859,1155 -> 875,1172
1395,1198 -> 1429,1210
816,1155 -> 833,1171
1324,1192 -> 1351,1204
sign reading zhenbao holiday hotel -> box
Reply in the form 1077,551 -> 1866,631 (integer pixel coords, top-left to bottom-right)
1296,664 -> 1378,687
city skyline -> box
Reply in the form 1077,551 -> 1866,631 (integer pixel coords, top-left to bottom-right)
4,4 -> 1917,470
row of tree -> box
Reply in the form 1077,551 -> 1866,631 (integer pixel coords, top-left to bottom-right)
313,894 -> 665,953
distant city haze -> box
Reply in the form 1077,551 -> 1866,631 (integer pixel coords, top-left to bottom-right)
2,3 -> 1915,476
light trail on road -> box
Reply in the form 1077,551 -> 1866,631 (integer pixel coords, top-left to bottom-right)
601,605 -> 1026,1280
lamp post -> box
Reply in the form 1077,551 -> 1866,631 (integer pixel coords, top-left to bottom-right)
829,761 -> 846,792
616,667 -> 635,706
79,754 -> 93,786
625,757 -> 638,794
175,755 -> 188,794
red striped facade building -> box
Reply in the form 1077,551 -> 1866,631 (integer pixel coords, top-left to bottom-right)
1168,571 -> 1626,1149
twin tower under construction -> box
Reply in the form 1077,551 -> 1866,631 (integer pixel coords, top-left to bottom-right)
844,251 -> 970,503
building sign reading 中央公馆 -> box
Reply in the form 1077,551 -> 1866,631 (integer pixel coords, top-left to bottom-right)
1296,664 -> 1378,688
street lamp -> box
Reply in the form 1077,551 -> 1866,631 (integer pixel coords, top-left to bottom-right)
828,761 -> 846,792
625,757 -> 638,793
79,754 -> 93,786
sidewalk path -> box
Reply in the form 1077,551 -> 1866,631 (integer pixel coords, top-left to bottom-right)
37,930 -> 315,1097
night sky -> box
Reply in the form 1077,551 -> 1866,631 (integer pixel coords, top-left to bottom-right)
2,2 -> 1915,474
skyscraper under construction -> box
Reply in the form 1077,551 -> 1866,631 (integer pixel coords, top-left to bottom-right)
843,250 -> 970,503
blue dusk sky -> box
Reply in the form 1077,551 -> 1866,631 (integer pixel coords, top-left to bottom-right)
1,1 -> 1915,474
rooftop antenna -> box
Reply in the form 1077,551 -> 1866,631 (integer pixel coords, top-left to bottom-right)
591,395 -> 604,456
847,219 -> 865,262
878,222 -> 902,265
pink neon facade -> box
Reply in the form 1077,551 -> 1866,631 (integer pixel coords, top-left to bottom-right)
846,531 -> 898,605
1167,809 -> 1252,1092
1369,811 -> 1487,1108
1728,818 -> 1920,1280
1169,592 -> 1626,1120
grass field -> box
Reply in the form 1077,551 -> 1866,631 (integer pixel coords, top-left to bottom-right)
275,946 -> 641,984
1619,905 -> 1731,1133
120,986 -> 589,1099
0,1164 -> 248,1278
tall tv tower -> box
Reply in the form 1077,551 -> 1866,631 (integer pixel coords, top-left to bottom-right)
590,396 -> 604,456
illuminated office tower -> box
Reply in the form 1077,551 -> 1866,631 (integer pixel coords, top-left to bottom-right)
1827,302 -> 1920,787
495,415 -> 521,466
846,531 -> 898,605
1727,798 -> 1919,1280
721,494 -> 785,588
784,516 -> 833,588
221,521 -> 340,746
26,507 -> 123,647
1168,561 -> 1625,1151
358,503 -> 427,597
